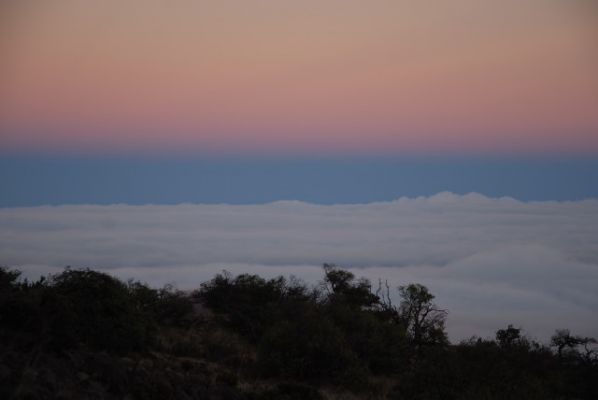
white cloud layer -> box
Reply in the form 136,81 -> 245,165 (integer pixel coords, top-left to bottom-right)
1,192 -> 597,342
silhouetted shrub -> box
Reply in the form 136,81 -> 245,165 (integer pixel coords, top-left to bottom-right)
128,281 -> 193,327
321,263 -> 379,309
44,268 -> 156,353
0,267 -> 26,329
258,308 -> 366,384
197,272 -> 298,341
326,301 -> 408,374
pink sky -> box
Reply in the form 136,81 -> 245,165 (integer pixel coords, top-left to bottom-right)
1,0 -> 597,154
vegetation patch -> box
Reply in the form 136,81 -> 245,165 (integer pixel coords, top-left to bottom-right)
1,264 -> 596,399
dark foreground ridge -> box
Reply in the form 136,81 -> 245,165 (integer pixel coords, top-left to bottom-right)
1,264 -> 596,399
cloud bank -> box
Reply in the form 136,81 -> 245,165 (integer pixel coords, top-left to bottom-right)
1,192 -> 597,341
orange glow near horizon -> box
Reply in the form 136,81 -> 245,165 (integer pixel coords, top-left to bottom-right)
1,0 -> 597,154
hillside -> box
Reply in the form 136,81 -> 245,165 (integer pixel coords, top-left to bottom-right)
1,264 -> 596,399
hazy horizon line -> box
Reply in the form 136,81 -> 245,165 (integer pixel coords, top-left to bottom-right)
4,190 -> 598,210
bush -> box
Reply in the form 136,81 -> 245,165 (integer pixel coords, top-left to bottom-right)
43,268 -> 157,353
197,272 -> 295,341
326,302 -> 408,374
128,281 -> 194,327
258,309 -> 365,384
0,267 -> 27,329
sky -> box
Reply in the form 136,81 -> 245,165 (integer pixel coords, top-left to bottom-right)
1,0 -> 597,155
1,154 -> 598,206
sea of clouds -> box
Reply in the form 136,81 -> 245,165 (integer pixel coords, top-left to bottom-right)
1,192 -> 597,342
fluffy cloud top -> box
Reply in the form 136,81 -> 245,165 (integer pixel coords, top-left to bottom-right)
1,192 -> 597,341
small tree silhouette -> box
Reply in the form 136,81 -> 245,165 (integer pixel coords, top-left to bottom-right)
398,283 -> 447,347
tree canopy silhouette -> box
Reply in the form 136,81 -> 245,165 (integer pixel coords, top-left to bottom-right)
1,264 -> 596,399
